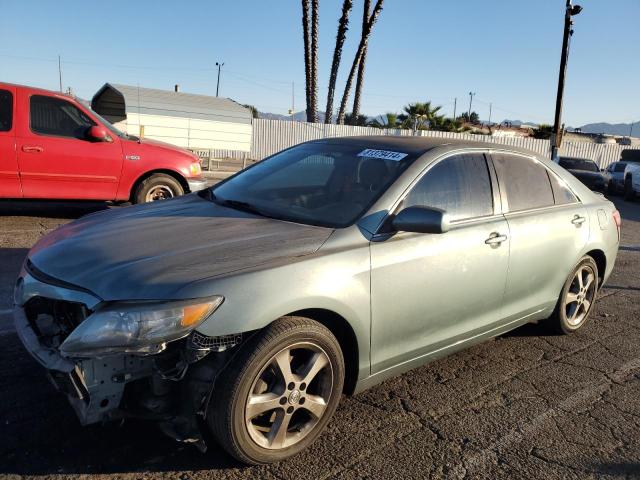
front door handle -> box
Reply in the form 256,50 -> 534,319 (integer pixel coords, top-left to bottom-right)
571,215 -> 586,226
485,232 -> 508,245
22,145 -> 44,153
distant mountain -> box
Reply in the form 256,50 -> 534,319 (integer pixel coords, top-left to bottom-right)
578,122 -> 638,137
259,111 -> 326,123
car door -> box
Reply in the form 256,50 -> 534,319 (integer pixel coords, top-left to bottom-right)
490,152 -> 589,322
370,151 -> 510,374
0,86 -> 21,197
16,92 -> 123,200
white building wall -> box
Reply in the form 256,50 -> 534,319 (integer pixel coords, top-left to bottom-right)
115,112 -> 252,152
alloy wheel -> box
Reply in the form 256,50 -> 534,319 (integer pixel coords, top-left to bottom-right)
244,342 -> 333,450
565,265 -> 597,326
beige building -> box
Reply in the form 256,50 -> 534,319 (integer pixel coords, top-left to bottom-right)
91,84 -> 252,152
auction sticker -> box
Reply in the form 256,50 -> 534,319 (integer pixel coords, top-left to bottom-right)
357,149 -> 408,161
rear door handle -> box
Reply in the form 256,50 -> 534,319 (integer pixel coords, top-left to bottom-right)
22,145 -> 44,153
571,215 -> 586,225
485,232 -> 508,245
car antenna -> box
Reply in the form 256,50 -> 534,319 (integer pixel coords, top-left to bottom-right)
137,84 -> 142,143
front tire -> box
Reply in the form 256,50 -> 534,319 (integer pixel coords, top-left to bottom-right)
547,256 -> 599,334
134,173 -> 184,204
208,317 -> 345,465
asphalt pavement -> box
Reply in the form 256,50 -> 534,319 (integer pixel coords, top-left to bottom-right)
0,196 -> 639,480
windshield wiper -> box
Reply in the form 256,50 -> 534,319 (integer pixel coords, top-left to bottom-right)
217,198 -> 270,217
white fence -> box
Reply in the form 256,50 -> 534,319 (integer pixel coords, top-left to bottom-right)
204,118 -> 640,169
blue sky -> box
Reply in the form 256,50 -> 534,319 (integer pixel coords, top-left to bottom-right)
1,0 -> 638,126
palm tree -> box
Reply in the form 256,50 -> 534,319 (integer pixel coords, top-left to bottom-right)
324,0 -> 353,124
301,0 -> 313,122
369,112 -> 399,129
344,112 -> 368,126
310,0 -> 319,122
350,0 -> 370,124
337,0 -> 385,125
398,102 -> 442,133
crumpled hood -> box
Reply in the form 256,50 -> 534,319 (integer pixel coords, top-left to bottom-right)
28,194 -> 333,301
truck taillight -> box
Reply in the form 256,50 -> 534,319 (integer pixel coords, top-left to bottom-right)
612,210 -> 621,241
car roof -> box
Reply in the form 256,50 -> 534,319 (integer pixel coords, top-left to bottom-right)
307,135 -> 542,159
559,156 -> 596,163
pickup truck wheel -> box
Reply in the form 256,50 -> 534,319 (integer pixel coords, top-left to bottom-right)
624,176 -> 635,201
547,255 -> 598,335
134,173 -> 184,203
208,317 -> 344,465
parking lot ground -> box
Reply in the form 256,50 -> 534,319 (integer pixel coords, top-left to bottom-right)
0,197 -> 639,480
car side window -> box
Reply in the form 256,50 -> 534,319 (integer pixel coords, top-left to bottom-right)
548,171 -> 578,205
30,95 -> 95,139
404,153 -> 493,222
0,89 -> 12,132
492,153 -> 555,212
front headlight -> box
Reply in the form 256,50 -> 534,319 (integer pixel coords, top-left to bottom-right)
189,162 -> 202,176
59,296 -> 223,357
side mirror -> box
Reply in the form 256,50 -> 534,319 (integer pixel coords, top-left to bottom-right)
87,125 -> 112,142
391,206 -> 450,234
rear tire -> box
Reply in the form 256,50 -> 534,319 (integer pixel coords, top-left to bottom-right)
208,317 -> 345,465
134,173 -> 184,204
547,256 -> 599,335
624,176 -> 635,201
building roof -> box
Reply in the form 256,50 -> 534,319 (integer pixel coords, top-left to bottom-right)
91,83 -> 252,125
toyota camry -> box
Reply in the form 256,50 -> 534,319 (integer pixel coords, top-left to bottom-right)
13,137 -> 620,464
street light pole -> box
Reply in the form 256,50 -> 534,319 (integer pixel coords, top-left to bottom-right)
468,92 -> 475,122
215,61 -> 224,97
551,0 -> 582,160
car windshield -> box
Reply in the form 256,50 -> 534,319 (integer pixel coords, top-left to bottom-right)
559,158 -> 599,172
207,143 -> 417,228
614,163 -> 627,172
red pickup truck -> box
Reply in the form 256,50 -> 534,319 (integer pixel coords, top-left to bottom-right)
0,83 -> 207,203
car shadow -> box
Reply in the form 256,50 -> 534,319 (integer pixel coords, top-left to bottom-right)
0,199 -> 114,219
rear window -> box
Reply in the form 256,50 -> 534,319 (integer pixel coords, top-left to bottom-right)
559,158 -> 599,172
492,153 -> 555,212
0,89 -> 12,132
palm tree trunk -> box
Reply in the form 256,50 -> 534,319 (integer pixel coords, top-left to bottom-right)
337,0 -> 384,125
301,0 -> 313,122
309,0 -> 319,123
350,0 -> 370,124
324,0 -> 353,124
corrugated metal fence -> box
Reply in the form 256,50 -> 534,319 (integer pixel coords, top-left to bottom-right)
201,118 -> 640,168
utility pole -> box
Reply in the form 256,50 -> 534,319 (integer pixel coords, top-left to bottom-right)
292,82 -> 295,120
468,92 -> 476,122
551,0 -> 582,160
58,55 -> 63,92
488,102 -> 492,126
453,98 -> 457,120
215,61 -> 224,97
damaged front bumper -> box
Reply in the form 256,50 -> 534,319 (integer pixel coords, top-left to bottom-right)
13,268 -> 241,450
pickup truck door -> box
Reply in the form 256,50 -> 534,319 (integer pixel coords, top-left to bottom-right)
15,92 -> 123,200
0,86 -> 21,197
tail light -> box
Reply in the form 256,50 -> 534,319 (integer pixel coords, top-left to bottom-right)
612,209 -> 621,241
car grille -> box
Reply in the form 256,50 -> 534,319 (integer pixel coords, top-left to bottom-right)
23,297 -> 91,349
